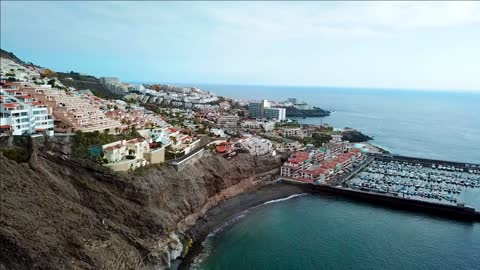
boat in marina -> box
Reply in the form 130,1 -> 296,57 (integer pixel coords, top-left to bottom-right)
349,159 -> 480,206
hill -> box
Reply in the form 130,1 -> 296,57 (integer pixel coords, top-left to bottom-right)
0,136 -> 283,269
0,49 -> 41,68
0,49 -> 117,98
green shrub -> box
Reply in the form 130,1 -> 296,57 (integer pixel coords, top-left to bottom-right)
0,148 -> 30,163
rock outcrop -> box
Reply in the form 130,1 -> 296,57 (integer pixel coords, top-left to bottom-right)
341,130 -> 373,143
0,136 -> 281,269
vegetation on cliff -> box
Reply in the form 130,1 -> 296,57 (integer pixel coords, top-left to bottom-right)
73,130 -> 140,157
341,129 -> 373,143
56,71 -> 122,99
284,106 -> 330,117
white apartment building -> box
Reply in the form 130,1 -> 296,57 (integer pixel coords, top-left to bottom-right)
217,114 -> 239,129
235,135 -> 273,156
282,128 -> 304,138
0,84 -> 54,135
241,120 -> 275,132
264,107 -> 286,121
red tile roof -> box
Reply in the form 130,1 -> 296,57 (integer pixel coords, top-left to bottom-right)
288,151 -> 310,164
3,103 -> 19,108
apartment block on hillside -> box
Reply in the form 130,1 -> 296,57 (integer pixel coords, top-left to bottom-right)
0,82 -> 54,135
21,85 -> 121,133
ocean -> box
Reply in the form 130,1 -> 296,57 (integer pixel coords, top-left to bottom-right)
197,195 -> 480,270
181,84 -> 480,270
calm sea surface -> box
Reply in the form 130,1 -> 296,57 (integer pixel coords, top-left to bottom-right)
197,195 -> 480,270
178,84 -> 480,270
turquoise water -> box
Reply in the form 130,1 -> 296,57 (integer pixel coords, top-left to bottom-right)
198,195 -> 480,270
183,84 -> 480,269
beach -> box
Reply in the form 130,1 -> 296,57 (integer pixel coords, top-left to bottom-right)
177,182 -> 309,269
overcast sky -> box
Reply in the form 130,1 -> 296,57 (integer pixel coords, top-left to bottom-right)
1,1 -> 480,91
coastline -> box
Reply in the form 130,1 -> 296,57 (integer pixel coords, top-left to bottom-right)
177,182 -> 310,269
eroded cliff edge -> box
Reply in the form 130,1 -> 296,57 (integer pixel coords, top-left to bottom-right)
0,136 -> 282,269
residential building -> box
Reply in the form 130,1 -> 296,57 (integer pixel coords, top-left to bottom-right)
101,137 -> 165,171
241,120 -> 275,132
210,128 -> 226,137
248,100 -> 286,121
100,77 -> 129,95
234,135 -> 273,156
280,151 -> 310,178
248,100 -> 269,118
280,142 -> 364,184
264,107 -> 286,121
217,114 -> 239,129
0,84 -> 54,135
282,128 -> 304,138
22,85 -> 121,133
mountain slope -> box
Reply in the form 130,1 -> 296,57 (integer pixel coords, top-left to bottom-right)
0,49 -> 116,98
0,136 -> 281,269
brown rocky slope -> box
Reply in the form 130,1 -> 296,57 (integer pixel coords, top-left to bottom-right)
0,136 -> 282,269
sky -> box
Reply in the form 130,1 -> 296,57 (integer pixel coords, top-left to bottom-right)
1,1 -> 480,91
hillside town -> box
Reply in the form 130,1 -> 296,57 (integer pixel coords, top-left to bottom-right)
1,52 -> 374,178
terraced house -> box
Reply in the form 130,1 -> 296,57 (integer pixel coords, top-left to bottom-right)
21,84 -> 121,133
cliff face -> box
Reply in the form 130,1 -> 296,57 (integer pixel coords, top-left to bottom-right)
0,136 -> 281,270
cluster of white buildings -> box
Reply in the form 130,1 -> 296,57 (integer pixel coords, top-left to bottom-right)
0,57 -> 41,82
0,81 -> 177,136
124,85 -> 220,110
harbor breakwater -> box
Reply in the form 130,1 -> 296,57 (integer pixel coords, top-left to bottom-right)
376,153 -> 479,171
310,184 -> 480,221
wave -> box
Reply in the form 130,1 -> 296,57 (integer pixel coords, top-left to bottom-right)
262,193 -> 308,205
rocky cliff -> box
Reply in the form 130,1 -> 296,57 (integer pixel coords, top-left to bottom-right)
0,136 -> 282,269
341,130 -> 373,143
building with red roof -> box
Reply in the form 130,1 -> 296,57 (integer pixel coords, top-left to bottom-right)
280,143 -> 364,184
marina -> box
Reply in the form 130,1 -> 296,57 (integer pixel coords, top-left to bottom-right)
348,157 -> 480,208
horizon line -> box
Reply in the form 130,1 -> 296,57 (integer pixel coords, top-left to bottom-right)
125,80 -> 480,94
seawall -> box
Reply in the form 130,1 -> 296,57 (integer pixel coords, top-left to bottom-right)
374,153 -> 480,170
310,184 -> 480,221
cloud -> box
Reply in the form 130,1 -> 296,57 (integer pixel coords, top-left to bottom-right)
1,1 -> 479,90
194,1 -> 480,40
